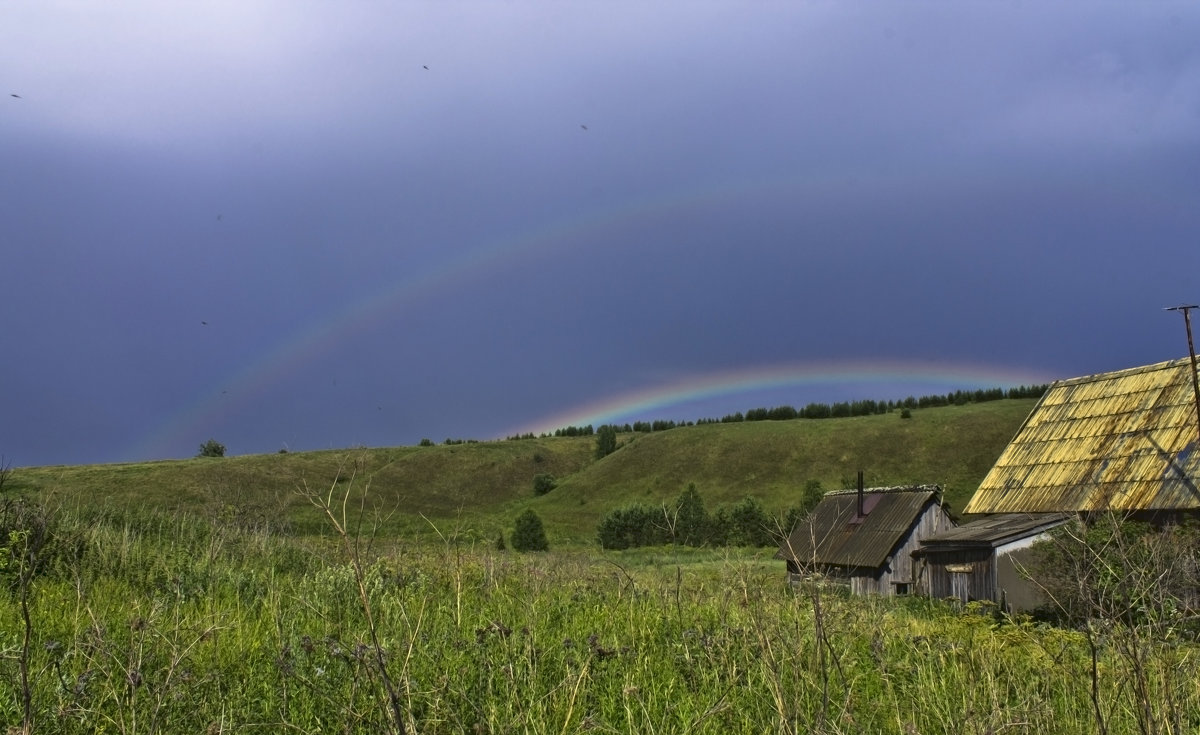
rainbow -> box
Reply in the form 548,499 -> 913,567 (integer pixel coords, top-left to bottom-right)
130,177 -> 761,459
505,360 -> 1055,436
129,172 -> 1053,459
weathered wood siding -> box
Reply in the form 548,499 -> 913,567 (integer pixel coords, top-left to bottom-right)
920,548 -> 995,603
850,503 -> 955,596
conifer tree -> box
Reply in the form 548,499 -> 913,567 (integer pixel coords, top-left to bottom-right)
511,509 -> 549,552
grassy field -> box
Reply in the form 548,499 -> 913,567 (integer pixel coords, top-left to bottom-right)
4,398 -> 1199,734
1,502 -> 1196,734
8,399 -> 1036,545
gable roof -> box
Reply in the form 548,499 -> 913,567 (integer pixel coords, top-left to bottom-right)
916,513 -> 1072,552
965,357 -> 1200,514
776,485 -> 943,569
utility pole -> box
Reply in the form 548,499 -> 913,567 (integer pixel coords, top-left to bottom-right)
1166,304 -> 1200,443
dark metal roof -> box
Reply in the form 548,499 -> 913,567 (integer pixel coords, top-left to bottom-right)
917,513 -> 1072,552
966,357 -> 1200,514
776,485 -> 942,569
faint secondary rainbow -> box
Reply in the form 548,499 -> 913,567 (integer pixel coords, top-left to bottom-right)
508,359 -> 1056,436
128,175 -> 777,460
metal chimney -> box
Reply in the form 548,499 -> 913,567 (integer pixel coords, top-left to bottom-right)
856,470 -> 864,518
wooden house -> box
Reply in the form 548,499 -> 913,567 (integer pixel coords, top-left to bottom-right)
931,357 -> 1200,608
913,512 -> 1072,610
776,485 -> 954,596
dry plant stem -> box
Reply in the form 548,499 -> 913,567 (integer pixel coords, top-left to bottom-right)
304,466 -> 409,735
557,660 -> 591,735
17,547 -> 34,735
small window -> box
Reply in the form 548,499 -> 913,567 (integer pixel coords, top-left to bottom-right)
893,582 -> 911,596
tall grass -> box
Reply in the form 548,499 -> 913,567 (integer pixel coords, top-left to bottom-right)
2,503 -> 1198,733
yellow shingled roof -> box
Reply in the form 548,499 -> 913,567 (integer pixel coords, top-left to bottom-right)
965,357 -> 1200,514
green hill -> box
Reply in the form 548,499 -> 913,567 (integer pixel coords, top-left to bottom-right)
8,399 -> 1035,545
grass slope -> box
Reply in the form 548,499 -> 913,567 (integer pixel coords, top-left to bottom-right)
530,400 -> 1034,542
10,400 -> 1035,545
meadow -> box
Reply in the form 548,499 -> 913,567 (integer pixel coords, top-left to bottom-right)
5,400 -> 1198,733
2,497 -> 1198,734
8,399 -> 1038,544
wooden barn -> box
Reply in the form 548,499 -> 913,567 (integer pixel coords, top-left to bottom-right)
913,512 -> 1071,611
776,484 -> 954,596
930,357 -> 1200,608
964,356 -> 1200,519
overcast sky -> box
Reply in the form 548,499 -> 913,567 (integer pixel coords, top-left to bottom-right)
4,2 -> 1200,467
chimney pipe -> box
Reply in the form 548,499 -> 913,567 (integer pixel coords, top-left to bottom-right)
856,470 -> 864,518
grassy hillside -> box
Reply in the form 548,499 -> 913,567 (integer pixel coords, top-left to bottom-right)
9,399 -> 1035,545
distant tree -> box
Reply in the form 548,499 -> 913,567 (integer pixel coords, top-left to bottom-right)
511,509 -> 549,552
766,405 -> 798,421
707,507 -> 730,546
0,456 -> 10,494
532,473 -> 557,496
197,439 -> 226,458
781,506 -> 806,538
673,484 -> 711,546
803,402 -> 832,419
727,496 -> 772,546
801,479 -> 825,512
900,408 -> 913,419
419,438 -> 434,447
595,425 -> 618,460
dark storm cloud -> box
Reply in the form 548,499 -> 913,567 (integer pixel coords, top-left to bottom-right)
2,2 -> 1199,465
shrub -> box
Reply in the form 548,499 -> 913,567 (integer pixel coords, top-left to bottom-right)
597,505 -> 665,550
532,473 -> 557,496
726,496 -> 773,546
197,439 -> 226,458
511,510 -> 549,552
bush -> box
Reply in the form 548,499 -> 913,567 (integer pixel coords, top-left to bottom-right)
726,496 -> 773,546
511,510 -> 549,552
532,473 -> 557,496
197,439 -> 226,458
597,505 -> 665,550
1029,516 -> 1200,630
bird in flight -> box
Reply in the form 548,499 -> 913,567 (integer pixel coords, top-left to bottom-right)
423,65 -> 429,70
201,321 -> 208,326
580,124 -> 588,131
10,94 -> 21,99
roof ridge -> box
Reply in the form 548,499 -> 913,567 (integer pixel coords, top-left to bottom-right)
1054,356 -> 1193,388
826,484 -> 941,497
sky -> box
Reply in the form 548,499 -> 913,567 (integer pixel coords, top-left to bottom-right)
3,2 -> 1200,467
